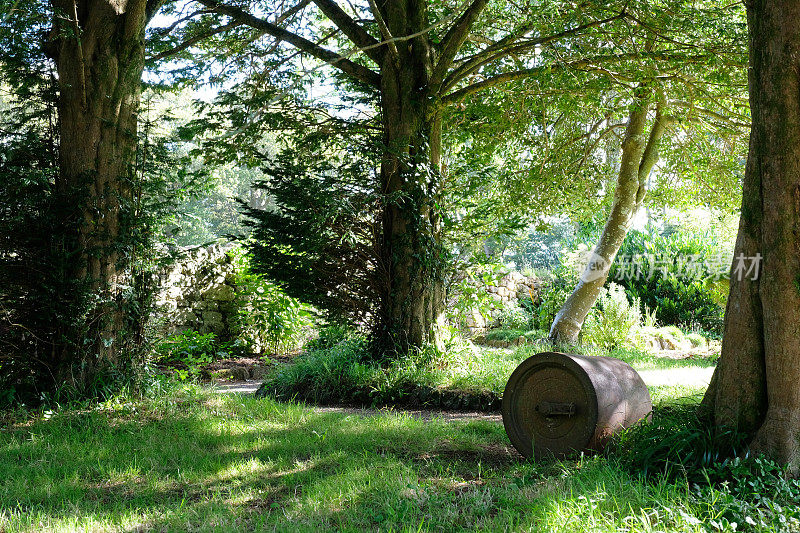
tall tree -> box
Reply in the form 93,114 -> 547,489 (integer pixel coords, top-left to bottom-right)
541,3 -> 748,344
549,85 -> 673,343
177,0 -> 657,354
45,0 -> 163,389
701,0 -> 800,473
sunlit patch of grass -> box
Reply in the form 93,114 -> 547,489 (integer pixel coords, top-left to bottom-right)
0,384 -> 744,532
263,335 -> 718,412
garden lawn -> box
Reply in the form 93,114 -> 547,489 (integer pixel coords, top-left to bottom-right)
263,340 -> 718,410
0,381 -> 746,533
452,344 -> 717,405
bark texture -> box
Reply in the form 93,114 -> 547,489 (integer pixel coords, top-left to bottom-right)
374,0 -> 446,354
549,88 -> 669,344
701,0 -> 800,473
50,0 -> 150,387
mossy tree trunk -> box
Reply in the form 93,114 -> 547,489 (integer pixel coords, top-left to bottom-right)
549,87 -> 670,344
373,1 -> 446,355
49,0 -> 158,389
701,0 -> 800,474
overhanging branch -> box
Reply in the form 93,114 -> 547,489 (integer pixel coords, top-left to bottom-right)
442,11 -> 627,93
429,0 -> 489,92
195,0 -> 381,87
441,52 -> 729,105
149,20 -> 243,62
312,0 -> 383,64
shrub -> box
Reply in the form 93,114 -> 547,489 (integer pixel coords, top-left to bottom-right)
154,331 -> 223,380
686,332 -> 706,347
531,266 -> 576,331
231,251 -> 315,354
304,324 -> 359,351
582,283 -> 641,350
494,301 -> 533,330
609,228 -> 728,334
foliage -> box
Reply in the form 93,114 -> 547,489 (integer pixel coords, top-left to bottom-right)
494,302 -> 534,331
686,333 -> 706,347
611,402 -> 800,530
530,247 -> 585,331
611,402 -> 747,480
445,266 -> 505,332
261,333 -> 374,405
230,251 -> 314,354
304,324 -> 362,352
583,284 -> 642,350
153,330 -> 223,380
503,218 -> 578,270
238,109 -> 383,329
610,227 -> 732,334
483,328 -> 547,343
698,456 -> 800,530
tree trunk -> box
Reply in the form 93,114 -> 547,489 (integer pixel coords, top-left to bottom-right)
373,1 -> 446,356
50,0 -> 149,388
701,0 -> 800,473
549,88 -> 669,344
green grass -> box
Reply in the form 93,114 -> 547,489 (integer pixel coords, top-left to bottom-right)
482,328 -> 547,343
0,386 -> 736,532
263,336 -> 718,411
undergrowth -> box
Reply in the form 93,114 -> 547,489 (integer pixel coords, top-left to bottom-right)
609,401 -> 800,531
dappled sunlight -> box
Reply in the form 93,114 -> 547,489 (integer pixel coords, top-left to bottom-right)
638,366 -> 715,389
0,386 -> 722,531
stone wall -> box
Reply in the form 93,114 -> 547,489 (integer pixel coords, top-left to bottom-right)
154,244 -> 239,339
155,246 -> 541,340
487,271 -> 541,305
460,270 -> 541,333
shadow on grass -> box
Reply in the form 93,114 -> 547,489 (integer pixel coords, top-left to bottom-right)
0,390 -> 710,532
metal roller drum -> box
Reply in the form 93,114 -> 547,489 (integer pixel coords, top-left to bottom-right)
502,352 -> 652,459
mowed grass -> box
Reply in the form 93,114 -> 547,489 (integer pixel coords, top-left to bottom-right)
264,336 -> 718,410
458,344 -> 717,399
0,385 -> 722,533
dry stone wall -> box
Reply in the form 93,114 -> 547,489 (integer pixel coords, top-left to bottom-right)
155,246 -> 541,341
461,270 -> 541,333
155,244 -> 239,339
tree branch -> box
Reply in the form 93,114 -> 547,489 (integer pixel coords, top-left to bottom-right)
196,0 -> 381,87
151,0 -> 312,63
149,20 -> 244,62
367,0 -> 398,62
441,52 -> 724,105
151,8 -> 212,37
312,0 -> 383,64
636,95 -> 673,207
670,99 -> 750,131
442,66 -> 552,104
429,0 -> 489,92
442,11 -> 627,93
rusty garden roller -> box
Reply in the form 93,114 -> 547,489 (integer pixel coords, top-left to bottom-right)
502,352 -> 652,459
